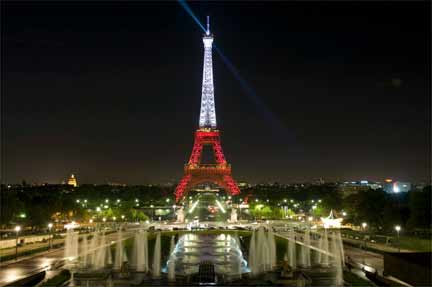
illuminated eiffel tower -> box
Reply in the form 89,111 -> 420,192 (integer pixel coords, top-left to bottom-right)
175,17 -> 240,202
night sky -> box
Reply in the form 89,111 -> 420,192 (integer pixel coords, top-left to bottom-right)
2,1 -> 430,184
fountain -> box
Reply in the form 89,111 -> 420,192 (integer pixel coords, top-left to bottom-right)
322,228 -> 329,266
256,226 -> 271,273
268,227 -> 277,268
133,229 -> 149,272
89,231 -> 99,267
248,229 -> 257,275
152,232 -> 161,278
79,234 -> 88,268
168,236 -> 176,281
114,229 -> 127,270
64,228 -> 79,262
94,232 -> 107,269
301,229 -> 311,267
331,230 -> 344,286
288,228 -> 297,269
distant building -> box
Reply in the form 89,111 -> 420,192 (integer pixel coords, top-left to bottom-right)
67,174 -> 78,187
338,180 -> 382,197
383,180 -> 411,193
238,182 -> 250,188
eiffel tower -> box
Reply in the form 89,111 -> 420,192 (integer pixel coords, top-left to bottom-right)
175,17 -> 240,202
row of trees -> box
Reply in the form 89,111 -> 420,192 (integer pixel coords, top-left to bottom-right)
1,183 -> 430,234
0,184 -> 172,231
239,183 -> 431,233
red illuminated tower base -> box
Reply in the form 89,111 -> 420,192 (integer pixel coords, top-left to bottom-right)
175,129 -> 240,202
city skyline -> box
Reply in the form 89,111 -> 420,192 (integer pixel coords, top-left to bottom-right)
3,2 -> 429,184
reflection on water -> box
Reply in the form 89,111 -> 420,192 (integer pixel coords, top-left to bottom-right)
163,233 -> 249,276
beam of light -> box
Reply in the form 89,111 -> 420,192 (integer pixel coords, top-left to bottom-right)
178,0 -> 206,33
188,200 -> 199,213
177,0 -> 289,136
215,199 -> 226,213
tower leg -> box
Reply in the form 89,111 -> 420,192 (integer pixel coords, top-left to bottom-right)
223,175 -> 241,196
175,174 -> 192,202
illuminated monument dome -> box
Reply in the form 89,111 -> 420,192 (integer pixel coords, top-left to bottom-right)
175,17 -> 240,201
67,174 -> 78,187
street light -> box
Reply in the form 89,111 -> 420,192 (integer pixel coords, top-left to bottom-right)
395,225 -> 401,252
15,226 -> 21,260
48,223 -> 53,249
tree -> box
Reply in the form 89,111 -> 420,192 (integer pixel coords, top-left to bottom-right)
407,186 -> 431,229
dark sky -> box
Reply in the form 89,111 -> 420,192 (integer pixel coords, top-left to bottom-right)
2,1 -> 430,184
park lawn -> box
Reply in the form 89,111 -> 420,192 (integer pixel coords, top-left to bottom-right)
397,236 -> 432,252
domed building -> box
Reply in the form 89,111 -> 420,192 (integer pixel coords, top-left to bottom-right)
67,174 -> 78,187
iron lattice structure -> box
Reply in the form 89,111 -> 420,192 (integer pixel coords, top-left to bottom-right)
175,17 -> 240,202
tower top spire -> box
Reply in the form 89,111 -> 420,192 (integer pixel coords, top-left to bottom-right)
206,16 -> 210,35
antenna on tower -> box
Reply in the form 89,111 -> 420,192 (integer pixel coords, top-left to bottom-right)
206,16 -> 210,35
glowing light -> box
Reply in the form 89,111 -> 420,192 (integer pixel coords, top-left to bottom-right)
96,207 -> 101,212
215,200 -> 226,213
105,199 -> 109,203
385,179 -> 393,183
189,200 -> 199,213
321,210 -> 343,228
395,225 -> 401,232
393,183 -> 400,193
64,222 -> 79,229
48,223 -> 53,229
89,219 -> 93,223
15,226 -> 21,232
362,222 -> 367,228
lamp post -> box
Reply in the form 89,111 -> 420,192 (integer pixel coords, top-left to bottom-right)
48,223 -> 53,249
15,226 -> 21,260
361,222 -> 367,264
395,225 -> 401,252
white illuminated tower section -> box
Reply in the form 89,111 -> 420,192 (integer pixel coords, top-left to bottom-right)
199,16 -> 217,129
